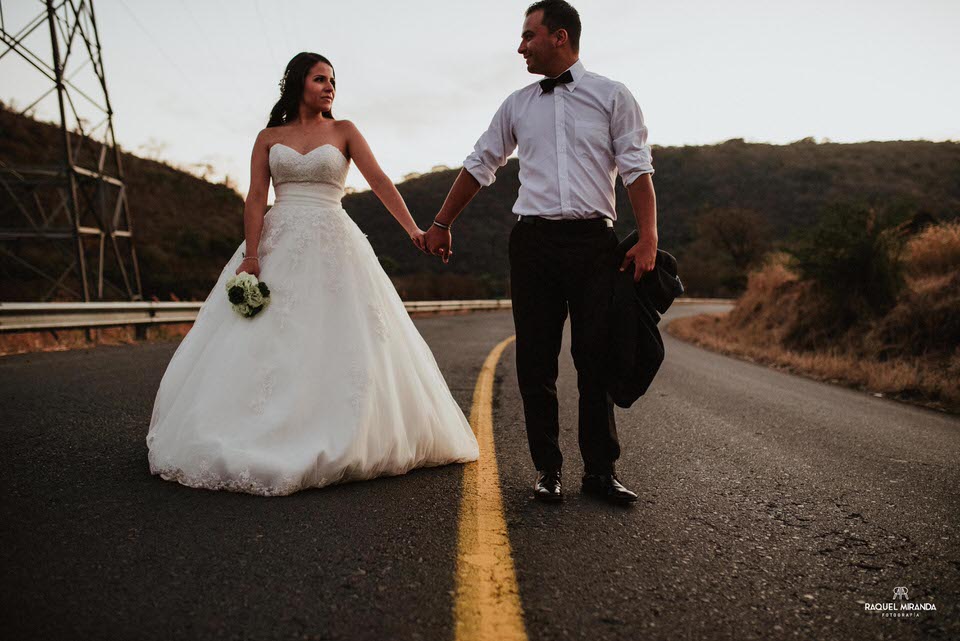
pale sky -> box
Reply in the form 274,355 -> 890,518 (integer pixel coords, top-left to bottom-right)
4,0 -> 959,197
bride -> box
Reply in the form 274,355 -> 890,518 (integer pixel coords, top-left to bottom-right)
146,52 -> 479,496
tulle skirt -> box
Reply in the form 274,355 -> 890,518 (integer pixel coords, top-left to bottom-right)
146,195 -> 479,496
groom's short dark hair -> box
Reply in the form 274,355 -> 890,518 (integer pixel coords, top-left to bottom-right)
526,0 -> 581,52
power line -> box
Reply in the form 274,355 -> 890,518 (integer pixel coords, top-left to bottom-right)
114,0 -> 193,83
252,0 -> 279,69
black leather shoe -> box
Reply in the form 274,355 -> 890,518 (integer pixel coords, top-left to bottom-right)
581,473 -> 638,504
533,468 -> 563,502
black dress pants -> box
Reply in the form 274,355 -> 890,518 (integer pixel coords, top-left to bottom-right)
508,216 -> 620,475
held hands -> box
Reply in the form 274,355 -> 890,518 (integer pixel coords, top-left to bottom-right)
619,234 -> 658,282
409,227 -> 428,253
410,225 -> 452,264
423,223 -> 453,264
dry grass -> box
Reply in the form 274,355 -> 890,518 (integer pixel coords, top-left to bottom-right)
667,223 -> 960,413
0,323 -> 194,357
0,310 -> 482,358
905,220 -> 960,277
669,313 -> 959,412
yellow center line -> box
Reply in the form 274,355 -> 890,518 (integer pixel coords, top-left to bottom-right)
454,334 -> 528,641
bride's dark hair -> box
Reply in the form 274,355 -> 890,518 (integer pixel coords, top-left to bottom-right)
267,52 -> 335,128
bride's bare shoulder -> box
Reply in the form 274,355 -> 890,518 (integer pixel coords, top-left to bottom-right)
255,124 -> 295,149
335,119 -> 363,143
253,127 -> 274,149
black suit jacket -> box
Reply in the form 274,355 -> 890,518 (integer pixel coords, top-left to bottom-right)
604,231 -> 684,408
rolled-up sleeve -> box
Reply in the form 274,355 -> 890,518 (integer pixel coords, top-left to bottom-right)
462,93 -> 517,187
610,83 -> 654,185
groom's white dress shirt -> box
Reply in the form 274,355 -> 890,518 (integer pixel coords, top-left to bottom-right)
462,59 -> 653,222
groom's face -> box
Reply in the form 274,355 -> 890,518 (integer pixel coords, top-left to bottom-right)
518,10 -> 555,75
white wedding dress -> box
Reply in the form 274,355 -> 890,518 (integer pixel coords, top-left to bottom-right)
146,143 -> 479,496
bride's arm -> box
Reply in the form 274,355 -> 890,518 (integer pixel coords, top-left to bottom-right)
237,129 -> 271,276
343,121 -> 423,242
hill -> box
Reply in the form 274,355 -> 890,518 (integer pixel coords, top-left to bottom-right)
348,138 -> 960,297
0,103 -> 244,301
668,220 -> 960,413
3,103 -> 958,301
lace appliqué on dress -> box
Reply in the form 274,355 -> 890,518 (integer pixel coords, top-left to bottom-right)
269,144 -> 349,188
347,361 -> 369,419
152,456 -> 305,497
250,366 -> 277,416
367,303 -> 389,342
275,285 -> 300,330
263,206 -> 355,295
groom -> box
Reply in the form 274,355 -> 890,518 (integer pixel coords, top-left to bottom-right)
424,0 -> 658,504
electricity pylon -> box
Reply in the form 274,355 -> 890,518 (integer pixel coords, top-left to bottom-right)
0,0 -> 143,301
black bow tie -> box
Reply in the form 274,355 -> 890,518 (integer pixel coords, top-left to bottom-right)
539,70 -> 574,93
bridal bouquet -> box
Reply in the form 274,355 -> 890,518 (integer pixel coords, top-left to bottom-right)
226,272 -> 271,318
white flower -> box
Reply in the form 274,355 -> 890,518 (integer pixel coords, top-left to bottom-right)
227,271 -> 270,318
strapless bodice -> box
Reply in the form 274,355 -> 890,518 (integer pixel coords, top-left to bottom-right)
269,143 -> 350,208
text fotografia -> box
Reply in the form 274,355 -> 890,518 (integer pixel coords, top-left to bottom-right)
863,587 -> 937,618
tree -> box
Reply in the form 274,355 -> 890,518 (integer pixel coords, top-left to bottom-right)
694,207 -> 772,272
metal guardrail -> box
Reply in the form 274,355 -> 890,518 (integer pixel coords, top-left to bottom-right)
0,300 -> 513,332
402,299 -> 512,314
0,298 -> 731,333
0,302 -> 204,332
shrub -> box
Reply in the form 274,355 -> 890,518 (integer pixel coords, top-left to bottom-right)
787,204 -> 905,320
905,220 -> 960,277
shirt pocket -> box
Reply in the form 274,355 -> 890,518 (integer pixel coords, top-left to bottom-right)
574,118 -> 612,158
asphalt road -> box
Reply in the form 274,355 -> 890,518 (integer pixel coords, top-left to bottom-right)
496,303 -> 958,641
1,305 -> 957,640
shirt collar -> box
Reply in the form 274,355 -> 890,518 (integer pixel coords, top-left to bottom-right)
566,59 -> 586,89
538,59 -> 586,95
